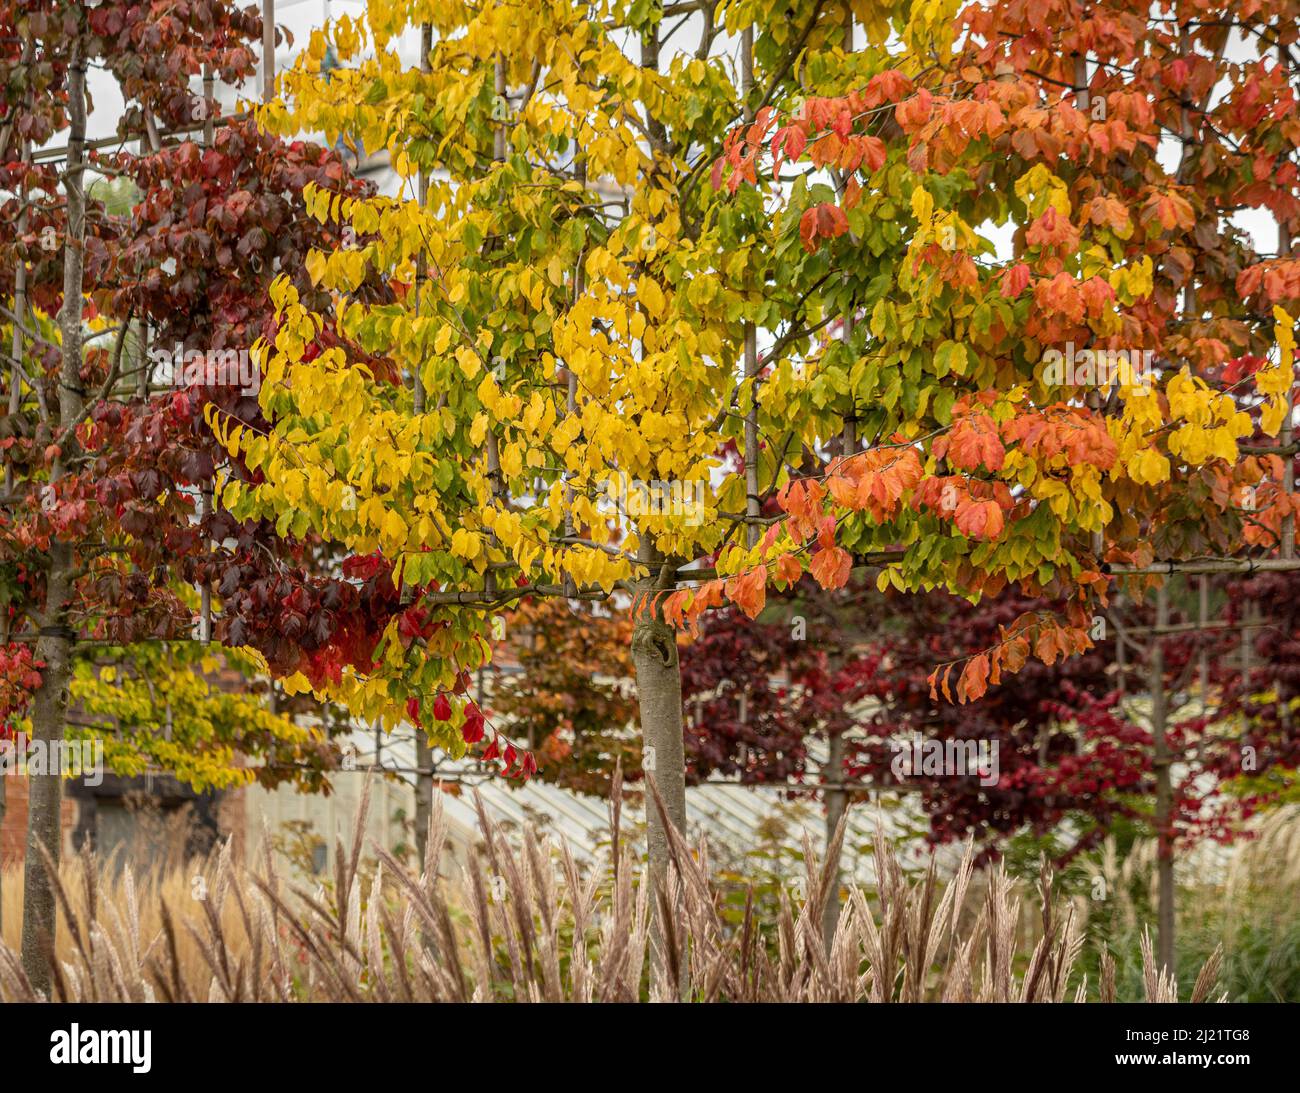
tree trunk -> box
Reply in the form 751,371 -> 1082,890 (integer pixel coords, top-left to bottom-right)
1151,584 -> 1175,977
414,731 -> 433,868
20,568 -> 74,990
821,730 -> 847,951
262,0 -> 276,104
631,539 -> 685,995
21,41 -> 87,994
632,608 -> 686,881
631,12 -> 680,996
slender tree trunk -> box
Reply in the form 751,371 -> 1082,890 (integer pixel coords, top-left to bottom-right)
821,308 -> 857,950
414,732 -> 433,866
631,539 -> 685,995
632,599 -> 686,880
412,22 -> 434,866
740,28 -> 760,552
5,133 -> 29,497
631,8 -> 684,997
21,562 -> 74,988
21,41 -> 88,994
262,0 -> 276,103
821,729 -> 847,951
1150,584 -> 1174,976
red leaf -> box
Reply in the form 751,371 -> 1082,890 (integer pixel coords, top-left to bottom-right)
462,702 -> 486,743
799,202 -> 849,252
858,135 -> 886,173
771,124 -> 807,179
799,207 -> 820,251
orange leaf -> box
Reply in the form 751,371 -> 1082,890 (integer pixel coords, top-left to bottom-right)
954,498 -> 1005,540
775,553 -> 803,585
958,654 -> 990,703
727,565 -> 768,619
1000,263 -> 1030,298
1002,636 -> 1028,674
828,472 -> 859,510
1034,624 -> 1061,666
944,413 -> 1005,472
809,545 -> 852,589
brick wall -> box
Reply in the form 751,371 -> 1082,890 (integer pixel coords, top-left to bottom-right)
0,777 -> 78,865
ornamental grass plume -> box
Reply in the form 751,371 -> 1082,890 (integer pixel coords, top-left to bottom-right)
0,774 -> 1221,1002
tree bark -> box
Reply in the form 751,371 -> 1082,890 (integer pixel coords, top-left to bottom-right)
632,9 -> 684,997
20,41 -> 87,994
262,0 -> 276,104
740,28 -> 759,550
414,731 -> 433,868
631,539 -> 685,995
820,729 -> 847,951
21,561 -> 74,990
1151,584 -> 1175,977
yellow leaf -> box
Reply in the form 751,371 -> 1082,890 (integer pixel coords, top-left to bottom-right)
306,249 -> 327,286
639,278 -> 665,318
381,510 -> 407,550
456,346 -> 481,379
476,373 -> 500,413
1127,447 -> 1170,485
910,185 -> 934,223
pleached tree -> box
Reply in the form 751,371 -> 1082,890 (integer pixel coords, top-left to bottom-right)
0,0 -> 392,991
222,0 -> 1299,990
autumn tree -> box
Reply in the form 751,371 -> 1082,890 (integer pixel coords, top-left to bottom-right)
0,0 -> 398,989
219,0 -> 1300,989
228,1 -> 922,926
703,0 -> 1300,970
